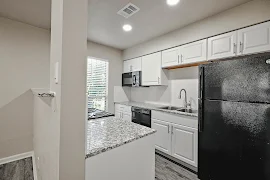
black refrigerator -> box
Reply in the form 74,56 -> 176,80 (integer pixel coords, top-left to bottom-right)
198,54 -> 270,180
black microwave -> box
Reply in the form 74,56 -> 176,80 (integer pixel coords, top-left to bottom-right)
122,71 -> 142,87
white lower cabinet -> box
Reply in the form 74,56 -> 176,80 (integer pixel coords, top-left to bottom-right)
152,111 -> 198,167
115,104 -> 131,121
115,111 -> 121,119
122,113 -> 131,121
171,124 -> 198,167
152,119 -> 171,154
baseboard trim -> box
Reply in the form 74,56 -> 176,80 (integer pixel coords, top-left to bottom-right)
0,151 -> 33,165
0,151 -> 37,180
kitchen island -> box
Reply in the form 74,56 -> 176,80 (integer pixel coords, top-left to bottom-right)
85,116 -> 156,180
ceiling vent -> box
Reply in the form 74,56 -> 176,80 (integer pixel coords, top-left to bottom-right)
117,3 -> 140,19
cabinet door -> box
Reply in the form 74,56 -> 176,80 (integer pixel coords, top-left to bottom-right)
123,60 -> 132,73
161,47 -> 180,68
208,31 -> 237,60
130,57 -> 142,72
171,124 -> 198,167
122,113 -> 131,121
238,21 -> 270,55
152,119 -> 171,155
142,52 -> 162,86
181,39 -> 207,64
115,111 -> 122,119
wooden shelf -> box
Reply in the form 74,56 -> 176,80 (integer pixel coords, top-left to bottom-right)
164,61 -> 208,70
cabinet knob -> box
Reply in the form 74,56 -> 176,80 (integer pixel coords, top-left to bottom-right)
168,125 -> 170,133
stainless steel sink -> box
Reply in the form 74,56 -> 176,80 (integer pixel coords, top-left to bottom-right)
159,106 -> 182,110
158,106 -> 197,114
177,109 -> 197,114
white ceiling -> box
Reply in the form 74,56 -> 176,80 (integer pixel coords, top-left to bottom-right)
0,0 -> 251,50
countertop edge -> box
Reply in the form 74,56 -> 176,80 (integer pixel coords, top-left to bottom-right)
115,102 -> 198,117
85,129 -> 156,159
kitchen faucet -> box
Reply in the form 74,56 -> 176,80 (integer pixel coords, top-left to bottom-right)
179,89 -> 191,109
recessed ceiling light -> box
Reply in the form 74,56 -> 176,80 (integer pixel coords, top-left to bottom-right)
167,0 -> 180,6
123,24 -> 132,32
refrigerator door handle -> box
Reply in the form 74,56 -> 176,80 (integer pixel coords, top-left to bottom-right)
199,66 -> 204,132
199,66 -> 204,99
199,99 -> 204,132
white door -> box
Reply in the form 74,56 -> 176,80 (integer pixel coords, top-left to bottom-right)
238,21 -> 270,55
115,111 -> 122,119
152,119 -> 171,155
142,52 -> 161,86
122,113 -> 131,121
161,47 -> 180,68
171,124 -> 198,167
130,57 -> 142,72
181,39 -> 207,64
123,60 -> 132,73
208,31 -> 237,60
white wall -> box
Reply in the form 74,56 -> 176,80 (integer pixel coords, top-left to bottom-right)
123,0 -> 270,60
130,67 -> 198,110
169,67 -> 198,109
0,17 -> 50,159
87,41 -> 123,113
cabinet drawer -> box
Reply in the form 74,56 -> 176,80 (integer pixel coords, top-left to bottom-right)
152,110 -> 198,129
115,104 -> 131,113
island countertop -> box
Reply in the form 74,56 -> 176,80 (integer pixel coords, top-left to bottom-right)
86,116 -> 156,159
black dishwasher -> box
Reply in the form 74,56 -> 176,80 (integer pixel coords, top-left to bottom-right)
131,107 -> 151,128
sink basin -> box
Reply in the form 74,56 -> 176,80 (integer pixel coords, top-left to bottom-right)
158,106 -> 197,114
176,109 -> 197,113
159,106 -> 182,111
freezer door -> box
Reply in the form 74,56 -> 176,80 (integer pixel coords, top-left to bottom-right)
204,54 -> 270,103
198,100 -> 270,180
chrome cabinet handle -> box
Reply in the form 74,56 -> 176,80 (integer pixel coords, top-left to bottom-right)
233,43 -> 237,54
158,77 -> 160,84
240,42 -> 243,53
181,54 -> 183,63
171,126 -> 174,134
168,125 -> 170,133
178,55 -> 180,64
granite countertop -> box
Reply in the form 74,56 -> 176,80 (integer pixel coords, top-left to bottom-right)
115,101 -> 198,117
86,116 -> 156,159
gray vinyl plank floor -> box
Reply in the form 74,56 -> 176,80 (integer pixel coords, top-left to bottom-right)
0,157 -> 34,180
155,154 -> 199,180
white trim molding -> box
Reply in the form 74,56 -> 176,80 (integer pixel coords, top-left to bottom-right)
0,151 -> 37,180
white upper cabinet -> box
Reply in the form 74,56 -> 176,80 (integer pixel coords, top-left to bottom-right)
123,60 -> 132,73
130,57 -> 142,72
161,47 -> 180,68
238,21 -> 270,55
123,57 -> 142,73
181,39 -> 207,64
142,52 -> 168,86
161,39 -> 207,68
208,31 -> 237,60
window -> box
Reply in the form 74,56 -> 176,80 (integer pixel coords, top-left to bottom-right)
87,57 -> 109,111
